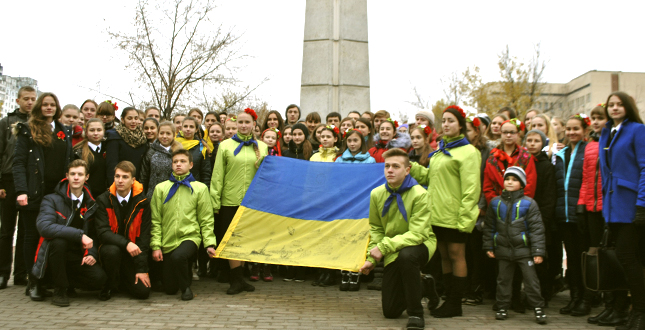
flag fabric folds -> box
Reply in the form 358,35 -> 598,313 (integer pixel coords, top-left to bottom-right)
214,156 -> 386,271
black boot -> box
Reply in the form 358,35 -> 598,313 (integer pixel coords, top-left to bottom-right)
312,271 -> 327,286
570,288 -> 593,316
51,287 -> 69,307
599,290 -> 629,327
181,287 -> 194,301
587,291 -> 613,324
559,286 -> 580,314
226,266 -> 255,295
431,273 -> 451,311
431,275 -> 464,318
616,310 -> 644,330
319,270 -> 337,287
28,275 -> 45,302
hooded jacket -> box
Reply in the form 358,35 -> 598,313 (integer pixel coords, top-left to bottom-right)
0,108 -> 29,182
94,181 -> 151,273
599,119 -> 645,224
210,134 -> 268,210
33,180 -> 98,278
12,121 -> 73,210
334,149 -> 376,164
482,189 -> 546,260
367,181 -> 436,267
310,147 -> 339,162
578,138 -> 603,212
140,140 -> 175,200
410,135 -> 481,233
104,128 -> 149,186
368,132 -> 412,163
555,140 -> 587,223
183,141 -> 212,186
151,173 -> 217,254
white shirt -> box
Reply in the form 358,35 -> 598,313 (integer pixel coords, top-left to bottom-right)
117,190 -> 131,205
88,142 -> 101,152
612,122 -> 622,135
71,192 -> 84,209
162,145 -> 171,152
50,121 -> 56,132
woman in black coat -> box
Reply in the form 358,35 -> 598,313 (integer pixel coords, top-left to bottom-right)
13,92 -> 73,300
104,108 -> 148,185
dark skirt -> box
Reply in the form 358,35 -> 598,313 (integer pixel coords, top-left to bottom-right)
432,225 -> 468,244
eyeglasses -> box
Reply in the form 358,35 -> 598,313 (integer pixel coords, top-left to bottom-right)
501,131 -> 518,136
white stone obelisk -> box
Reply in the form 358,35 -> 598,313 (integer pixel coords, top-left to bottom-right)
300,0 -> 370,118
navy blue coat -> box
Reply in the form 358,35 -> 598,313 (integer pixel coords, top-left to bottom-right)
554,141 -> 587,223
599,119 -> 645,224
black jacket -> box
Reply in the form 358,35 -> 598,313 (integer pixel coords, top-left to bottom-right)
555,141 -> 587,223
104,129 -> 148,185
94,181 -> 151,273
0,108 -> 29,181
533,151 -> 557,232
282,140 -> 311,160
33,180 -> 99,278
483,189 -> 546,260
12,121 -> 73,210
186,144 -> 211,187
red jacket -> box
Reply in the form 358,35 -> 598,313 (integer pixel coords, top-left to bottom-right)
483,145 -> 537,204
578,140 -> 603,212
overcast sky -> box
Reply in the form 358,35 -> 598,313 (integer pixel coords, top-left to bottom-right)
2,0 -> 644,121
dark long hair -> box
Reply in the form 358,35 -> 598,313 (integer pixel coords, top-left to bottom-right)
410,126 -> 432,167
605,91 -> 643,124
262,110 -> 285,133
29,92 -> 62,146
443,108 -> 467,136
338,129 -> 368,157
356,118 -> 374,148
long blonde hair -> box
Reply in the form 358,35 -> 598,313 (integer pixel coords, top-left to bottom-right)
159,121 -> 183,152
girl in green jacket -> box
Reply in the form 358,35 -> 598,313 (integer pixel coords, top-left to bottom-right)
410,105 -> 481,319
210,108 -> 268,295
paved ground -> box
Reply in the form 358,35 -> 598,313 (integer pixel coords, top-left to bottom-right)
0,274 -> 607,330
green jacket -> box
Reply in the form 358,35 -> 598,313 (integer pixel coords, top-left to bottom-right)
150,173 -> 217,254
367,183 -> 436,267
210,134 -> 268,211
410,135 -> 481,233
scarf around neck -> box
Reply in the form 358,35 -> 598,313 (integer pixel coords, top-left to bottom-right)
231,133 -> 258,156
429,135 -> 469,157
382,174 -> 418,222
116,125 -> 147,149
164,172 -> 195,204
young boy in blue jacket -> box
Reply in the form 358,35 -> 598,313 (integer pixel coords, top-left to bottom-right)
482,166 -> 547,324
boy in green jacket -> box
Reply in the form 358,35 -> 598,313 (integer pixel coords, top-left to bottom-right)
151,149 -> 217,301
360,149 -> 437,330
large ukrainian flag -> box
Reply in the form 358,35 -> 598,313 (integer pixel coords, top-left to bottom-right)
214,156 -> 385,271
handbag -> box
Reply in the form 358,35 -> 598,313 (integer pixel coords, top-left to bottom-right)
582,226 -> 629,291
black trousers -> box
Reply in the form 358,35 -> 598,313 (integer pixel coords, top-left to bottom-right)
382,244 -> 429,319
559,222 -> 586,293
48,238 -> 107,289
0,175 -> 25,277
99,244 -> 150,299
214,206 -> 238,273
465,228 -> 487,293
22,209 -> 40,275
497,258 -> 544,309
611,223 -> 645,312
162,240 -> 197,294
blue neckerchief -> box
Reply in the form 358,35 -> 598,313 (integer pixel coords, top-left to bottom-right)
382,175 -> 418,222
231,134 -> 258,156
163,173 -> 196,204
428,136 -> 470,158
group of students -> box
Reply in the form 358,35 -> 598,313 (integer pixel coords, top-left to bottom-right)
0,86 -> 644,329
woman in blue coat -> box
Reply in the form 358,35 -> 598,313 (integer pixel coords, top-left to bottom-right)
598,91 -> 645,327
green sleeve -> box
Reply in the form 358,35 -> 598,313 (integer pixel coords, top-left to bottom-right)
367,191 -> 384,264
210,144 -> 226,211
150,185 -> 163,251
197,186 -> 217,247
377,191 -> 431,255
409,162 -> 430,186
457,149 -> 482,233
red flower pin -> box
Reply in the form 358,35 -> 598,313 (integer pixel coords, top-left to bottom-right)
57,131 -> 66,140
80,207 -> 87,217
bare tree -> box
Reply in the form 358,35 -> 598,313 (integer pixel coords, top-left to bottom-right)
110,0 -> 240,119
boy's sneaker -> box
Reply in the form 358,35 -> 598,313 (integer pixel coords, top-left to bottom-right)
348,272 -> 361,291
421,274 -> 440,310
406,316 -> 425,330
339,271 -> 350,291
249,264 -> 260,282
534,307 -> 547,324
462,292 -> 483,306
496,309 -> 508,320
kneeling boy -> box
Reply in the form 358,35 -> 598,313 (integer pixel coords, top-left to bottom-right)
359,149 -> 436,330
